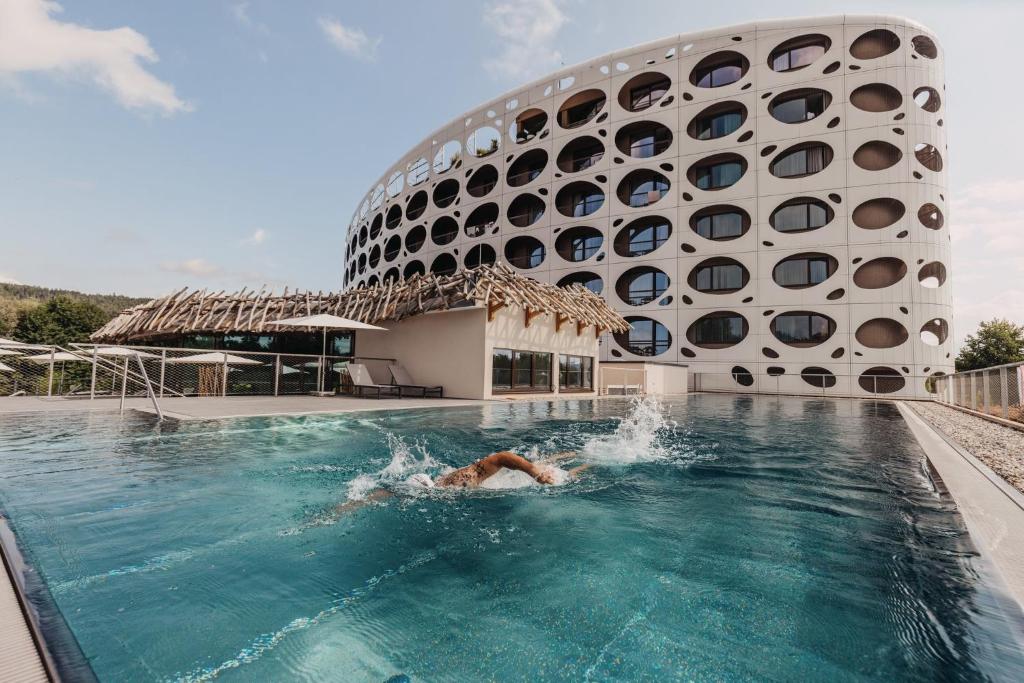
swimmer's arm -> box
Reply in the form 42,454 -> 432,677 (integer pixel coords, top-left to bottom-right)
333,488 -> 394,516
487,452 -> 556,484
542,451 -> 578,464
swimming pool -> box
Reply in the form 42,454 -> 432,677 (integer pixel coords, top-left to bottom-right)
1,395 -> 1022,681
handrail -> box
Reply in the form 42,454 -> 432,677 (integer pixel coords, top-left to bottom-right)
53,345 -> 165,420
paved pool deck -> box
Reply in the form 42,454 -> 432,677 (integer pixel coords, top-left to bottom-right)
897,401 -> 1024,611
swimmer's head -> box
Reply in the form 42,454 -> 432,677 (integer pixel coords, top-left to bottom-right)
406,473 -> 435,488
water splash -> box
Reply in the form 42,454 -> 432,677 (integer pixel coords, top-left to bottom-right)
580,396 -> 675,463
346,434 -> 448,501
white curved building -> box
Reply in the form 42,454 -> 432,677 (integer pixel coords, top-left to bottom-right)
343,14 -> 951,398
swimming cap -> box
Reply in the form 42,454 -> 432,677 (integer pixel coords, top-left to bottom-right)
407,473 -> 435,488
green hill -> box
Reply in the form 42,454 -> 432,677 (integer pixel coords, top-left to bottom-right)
0,283 -> 148,338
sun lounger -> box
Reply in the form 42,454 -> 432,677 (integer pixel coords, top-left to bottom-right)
346,363 -> 400,399
389,364 -> 443,398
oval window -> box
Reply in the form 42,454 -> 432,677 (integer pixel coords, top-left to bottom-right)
853,257 -> 907,289
430,253 -> 457,277
852,141 -> 903,171
801,367 -> 837,388
912,35 -> 938,59
855,318 -> 909,348
770,311 -> 836,347
386,170 -> 404,197
615,121 -> 673,158
510,108 -> 548,143
770,197 -> 834,233
507,193 -> 545,228
690,51 -> 749,88
403,260 -> 425,279
770,143 -> 833,178
507,149 -> 548,187
686,311 -> 748,349
464,243 -> 496,269
768,34 -> 831,72
618,72 -> 671,111
687,102 -> 746,140
432,140 -> 461,174
557,89 -> 606,129
407,157 -> 429,186
769,89 -> 831,123
617,169 -> 670,208
433,178 -> 460,208
406,191 -> 428,220
849,83 -> 902,112
617,266 -> 670,305
918,203 -> 944,229
851,198 -> 905,230
849,29 -> 900,60
688,153 -> 747,190
556,181 -> 604,218
385,204 -> 402,230
913,87 -> 941,113
555,226 -> 602,262
431,216 -> 459,246
918,262 -> 946,288
465,202 -> 499,237
690,205 -> 750,241
467,127 -> 500,158
615,316 -> 672,356
614,216 -> 671,257
688,258 -> 748,293
914,143 -> 943,172
772,253 -> 837,288
558,271 -> 603,295
858,367 -> 905,394
920,318 -> 949,346
504,235 -> 546,269
383,235 -> 401,262
467,164 -> 499,197
404,225 -> 426,253
557,136 -> 605,172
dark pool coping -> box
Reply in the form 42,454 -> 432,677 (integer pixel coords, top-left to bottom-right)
898,401 -> 1024,612
1,515 -> 98,683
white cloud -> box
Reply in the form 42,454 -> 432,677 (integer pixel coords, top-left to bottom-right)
318,17 -> 381,61
160,258 -> 222,277
0,0 -> 192,115
0,274 -> 22,285
243,228 -> 268,246
948,178 -> 1024,346
231,2 -> 269,35
482,0 -> 568,81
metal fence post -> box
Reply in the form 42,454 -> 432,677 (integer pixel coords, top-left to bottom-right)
274,354 -> 280,397
90,346 -> 98,400
159,350 -> 166,398
119,357 -> 128,413
47,346 -> 55,397
1001,367 -> 1010,419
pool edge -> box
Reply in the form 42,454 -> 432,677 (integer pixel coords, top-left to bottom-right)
897,401 -> 1024,612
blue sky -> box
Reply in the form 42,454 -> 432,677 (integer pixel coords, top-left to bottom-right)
0,0 -> 1021,345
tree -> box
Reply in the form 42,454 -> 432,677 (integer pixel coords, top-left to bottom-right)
0,297 -> 37,337
13,296 -> 107,346
955,319 -> 1024,371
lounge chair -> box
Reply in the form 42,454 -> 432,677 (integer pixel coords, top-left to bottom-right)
389,364 -> 443,398
346,363 -> 400,399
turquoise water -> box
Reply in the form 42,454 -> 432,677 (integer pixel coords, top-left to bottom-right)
1,395 -> 1023,681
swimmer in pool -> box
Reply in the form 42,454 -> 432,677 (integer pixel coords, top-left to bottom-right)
332,451 -> 589,516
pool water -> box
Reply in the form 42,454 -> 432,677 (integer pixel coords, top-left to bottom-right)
1,395 -> 1023,681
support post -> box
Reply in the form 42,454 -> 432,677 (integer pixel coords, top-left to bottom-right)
1001,367 -> 1010,419
222,357 -> 229,397
524,308 -> 543,328
487,300 -> 506,322
90,346 -> 98,399
555,314 -> 569,333
576,322 -> 586,337
119,356 -> 128,413
274,354 -> 280,397
47,346 -> 55,397
983,371 -> 991,414
159,350 -> 166,398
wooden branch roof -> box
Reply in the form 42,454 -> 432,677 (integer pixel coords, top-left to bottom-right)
91,263 -> 630,342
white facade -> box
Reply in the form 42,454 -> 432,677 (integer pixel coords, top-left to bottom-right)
343,15 -> 951,398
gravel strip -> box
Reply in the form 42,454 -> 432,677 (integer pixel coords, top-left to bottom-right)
909,401 -> 1024,494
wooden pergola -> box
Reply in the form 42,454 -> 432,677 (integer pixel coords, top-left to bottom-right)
92,264 -> 630,343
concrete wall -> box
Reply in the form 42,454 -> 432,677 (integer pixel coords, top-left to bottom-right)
355,307 -> 487,399
343,14 -> 951,400
600,362 -> 689,395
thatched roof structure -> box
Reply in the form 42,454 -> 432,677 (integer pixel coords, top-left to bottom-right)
92,264 -> 629,343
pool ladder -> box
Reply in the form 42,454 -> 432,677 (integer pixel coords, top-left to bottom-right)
49,345 -> 165,421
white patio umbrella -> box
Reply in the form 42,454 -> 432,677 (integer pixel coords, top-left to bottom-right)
93,347 -> 160,359
25,351 -> 93,362
0,338 -> 51,351
0,348 -> 23,356
268,314 -> 387,393
0,361 -> 14,372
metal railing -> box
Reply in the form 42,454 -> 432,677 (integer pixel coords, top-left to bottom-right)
932,362 -> 1024,424
0,341 -> 394,403
691,371 -> 939,399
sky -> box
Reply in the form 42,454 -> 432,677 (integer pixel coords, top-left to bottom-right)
0,0 -> 1021,347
